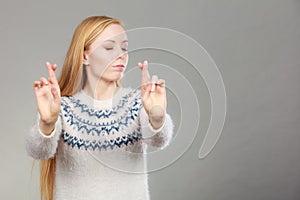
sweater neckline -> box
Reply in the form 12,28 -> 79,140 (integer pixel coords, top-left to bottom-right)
74,87 -> 124,110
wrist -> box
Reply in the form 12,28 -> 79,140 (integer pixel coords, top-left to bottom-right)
39,120 -> 56,135
148,105 -> 166,129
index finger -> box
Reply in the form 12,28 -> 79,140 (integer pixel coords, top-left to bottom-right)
139,60 -> 151,85
46,61 -> 58,83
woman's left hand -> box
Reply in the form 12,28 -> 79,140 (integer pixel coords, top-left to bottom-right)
138,60 -> 166,129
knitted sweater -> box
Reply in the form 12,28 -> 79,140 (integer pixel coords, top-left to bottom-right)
25,87 -> 174,200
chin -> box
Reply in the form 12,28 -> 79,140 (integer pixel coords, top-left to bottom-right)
113,73 -> 124,80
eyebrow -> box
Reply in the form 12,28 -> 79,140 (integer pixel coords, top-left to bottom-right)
103,39 -> 128,43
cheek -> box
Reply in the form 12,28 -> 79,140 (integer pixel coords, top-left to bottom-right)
89,53 -> 111,69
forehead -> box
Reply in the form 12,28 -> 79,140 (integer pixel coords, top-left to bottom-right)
96,24 -> 127,43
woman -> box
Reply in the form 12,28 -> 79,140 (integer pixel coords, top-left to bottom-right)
26,16 -> 174,200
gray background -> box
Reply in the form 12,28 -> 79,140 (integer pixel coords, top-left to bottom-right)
1,0 -> 300,199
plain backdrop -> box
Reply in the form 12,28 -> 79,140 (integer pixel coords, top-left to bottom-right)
0,0 -> 300,200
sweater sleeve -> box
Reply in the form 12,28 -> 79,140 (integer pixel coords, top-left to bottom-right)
25,113 -> 62,160
139,106 -> 174,150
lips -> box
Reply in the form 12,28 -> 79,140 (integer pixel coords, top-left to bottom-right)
112,64 -> 125,69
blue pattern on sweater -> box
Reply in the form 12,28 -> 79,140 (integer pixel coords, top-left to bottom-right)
60,88 -> 144,151
61,128 -> 142,151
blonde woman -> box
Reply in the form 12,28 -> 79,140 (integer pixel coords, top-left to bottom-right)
26,16 -> 174,200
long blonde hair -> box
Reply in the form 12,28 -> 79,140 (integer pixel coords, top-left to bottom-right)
40,15 -> 122,200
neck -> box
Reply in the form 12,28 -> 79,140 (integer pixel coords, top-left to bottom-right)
83,78 -> 119,100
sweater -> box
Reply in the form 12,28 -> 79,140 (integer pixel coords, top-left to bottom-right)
25,87 -> 174,200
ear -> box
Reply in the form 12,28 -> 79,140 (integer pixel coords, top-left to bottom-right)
83,51 -> 89,65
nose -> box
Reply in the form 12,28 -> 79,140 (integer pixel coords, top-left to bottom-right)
116,48 -> 127,60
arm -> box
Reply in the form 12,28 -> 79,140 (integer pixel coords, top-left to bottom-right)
137,60 -> 174,149
139,106 -> 174,150
25,113 -> 62,160
27,61 -> 62,160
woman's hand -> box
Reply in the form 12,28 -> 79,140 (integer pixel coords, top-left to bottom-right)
33,62 -> 61,135
138,60 -> 167,129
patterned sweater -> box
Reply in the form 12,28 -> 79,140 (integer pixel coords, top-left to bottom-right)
25,87 -> 174,200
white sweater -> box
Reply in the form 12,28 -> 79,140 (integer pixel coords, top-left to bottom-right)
26,87 -> 174,200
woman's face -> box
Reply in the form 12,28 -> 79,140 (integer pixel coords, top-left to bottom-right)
84,24 -> 128,83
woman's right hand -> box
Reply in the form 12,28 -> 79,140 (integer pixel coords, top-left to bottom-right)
33,62 -> 61,135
